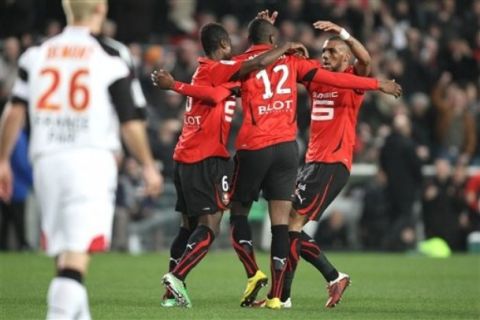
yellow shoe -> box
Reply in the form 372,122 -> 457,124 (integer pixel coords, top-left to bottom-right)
264,297 -> 282,310
240,270 -> 268,307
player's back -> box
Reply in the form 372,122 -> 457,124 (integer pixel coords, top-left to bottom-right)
303,66 -> 365,170
173,57 -> 237,163
14,26 -> 137,161
235,45 -> 300,151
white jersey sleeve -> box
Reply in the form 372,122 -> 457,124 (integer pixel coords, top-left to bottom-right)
11,47 -> 40,106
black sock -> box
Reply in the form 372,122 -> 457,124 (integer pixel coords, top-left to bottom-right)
230,215 -> 259,278
169,227 -> 193,271
172,225 -> 215,281
268,224 -> 289,299
281,231 -> 301,302
57,268 -> 83,284
299,231 -> 338,282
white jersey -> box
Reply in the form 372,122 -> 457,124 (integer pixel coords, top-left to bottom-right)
11,26 -> 146,161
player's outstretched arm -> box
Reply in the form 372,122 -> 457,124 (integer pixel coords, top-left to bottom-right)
301,66 -> 402,98
121,121 -> 164,197
313,21 -> 371,76
235,42 -> 309,79
151,69 -> 234,105
0,102 -> 26,202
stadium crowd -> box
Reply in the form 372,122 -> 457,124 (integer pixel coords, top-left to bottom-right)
0,0 -> 479,252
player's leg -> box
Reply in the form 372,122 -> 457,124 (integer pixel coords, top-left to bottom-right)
162,158 -> 229,308
283,163 -> 350,308
40,151 -> 117,319
47,252 -> 91,320
162,214 -> 198,307
261,141 -> 299,309
230,151 -> 269,307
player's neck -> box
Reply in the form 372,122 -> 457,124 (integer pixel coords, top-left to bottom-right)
207,51 -> 225,61
69,20 -> 101,35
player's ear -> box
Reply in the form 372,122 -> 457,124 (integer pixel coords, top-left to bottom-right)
219,39 -> 229,50
269,34 -> 275,45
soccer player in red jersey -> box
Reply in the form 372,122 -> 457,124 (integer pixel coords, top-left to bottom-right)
281,21 -> 382,309
151,22 -> 308,308
157,16 -> 401,309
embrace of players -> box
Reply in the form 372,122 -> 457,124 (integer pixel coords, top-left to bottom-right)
152,10 -> 401,310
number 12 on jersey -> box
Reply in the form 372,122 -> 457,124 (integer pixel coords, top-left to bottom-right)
256,64 -> 291,99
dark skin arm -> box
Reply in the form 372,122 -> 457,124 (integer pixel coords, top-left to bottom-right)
313,21 -> 372,76
234,42 -> 309,79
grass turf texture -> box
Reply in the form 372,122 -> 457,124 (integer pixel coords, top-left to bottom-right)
1,252 -> 479,319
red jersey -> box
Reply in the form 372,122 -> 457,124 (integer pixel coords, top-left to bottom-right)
303,66 -> 366,170
173,57 -> 240,163
233,45 -> 318,150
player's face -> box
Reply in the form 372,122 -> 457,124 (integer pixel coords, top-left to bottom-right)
321,40 -> 348,72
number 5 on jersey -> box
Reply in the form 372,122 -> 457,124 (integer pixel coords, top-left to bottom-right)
37,68 -> 90,111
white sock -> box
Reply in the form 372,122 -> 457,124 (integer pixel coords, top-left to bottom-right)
46,277 -> 90,320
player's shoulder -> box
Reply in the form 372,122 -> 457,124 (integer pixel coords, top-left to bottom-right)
17,45 -> 41,68
93,36 -> 133,67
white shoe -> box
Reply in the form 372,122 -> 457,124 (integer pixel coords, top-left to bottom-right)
281,297 -> 292,308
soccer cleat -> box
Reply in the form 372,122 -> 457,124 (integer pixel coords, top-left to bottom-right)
162,273 -> 192,308
161,290 -> 179,308
258,297 -> 282,309
281,297 -> 292,308
161,298 -> 178,307
240,270 -> 268,307
325,272 -> 351,308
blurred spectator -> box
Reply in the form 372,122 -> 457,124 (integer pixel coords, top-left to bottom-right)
171,39 -> 199,83
359,171 -> 389,250
465,173 -> 480,232
380,114 -> 423,251
431,73 -> 477,164
422,159 -> 468,250
112,157 -> 156,251
0,130 -> 32,251
314,210 -> 349,250
0,37 -> 21,92
151,119 -> 182,180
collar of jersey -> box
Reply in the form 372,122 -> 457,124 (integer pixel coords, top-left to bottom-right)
198,56 -> 215,64
64,26 -> 91,34
244,44 -> 273,54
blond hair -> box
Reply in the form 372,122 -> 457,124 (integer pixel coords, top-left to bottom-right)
62,0 -> 106,22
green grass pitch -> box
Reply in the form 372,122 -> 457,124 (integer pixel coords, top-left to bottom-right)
1,252 -> 479,319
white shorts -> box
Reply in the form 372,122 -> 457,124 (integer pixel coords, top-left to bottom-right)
34,149 -> 117,256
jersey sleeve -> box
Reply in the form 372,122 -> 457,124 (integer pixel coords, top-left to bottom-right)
297,58 -> 379,90
209,60 -> 243,85
106,44 -> 147,123
171,81 -> 236,105
10,47 -> 38,107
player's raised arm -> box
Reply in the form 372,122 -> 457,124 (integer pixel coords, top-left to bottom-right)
151,69 -> 236,105
298,60 -> 402,97
234,41 -> 309,79
313,21 -> 371,76
0,102 -> 26,202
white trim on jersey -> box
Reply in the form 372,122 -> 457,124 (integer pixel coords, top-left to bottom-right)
102,37 -> 146,107
11,79 -> 28,101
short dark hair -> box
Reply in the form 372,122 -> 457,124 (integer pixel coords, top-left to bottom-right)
248,19 -> 276,44
200,23 -> 230,55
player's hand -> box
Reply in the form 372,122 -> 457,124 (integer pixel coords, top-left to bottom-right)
256,9 -> 278,25
0,161 -> 13,203
312,21 -> 342,34
142,163 -> 164,197
378,79 -> 402,98
151,69 -> 175,90
287,42 -> 309,58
